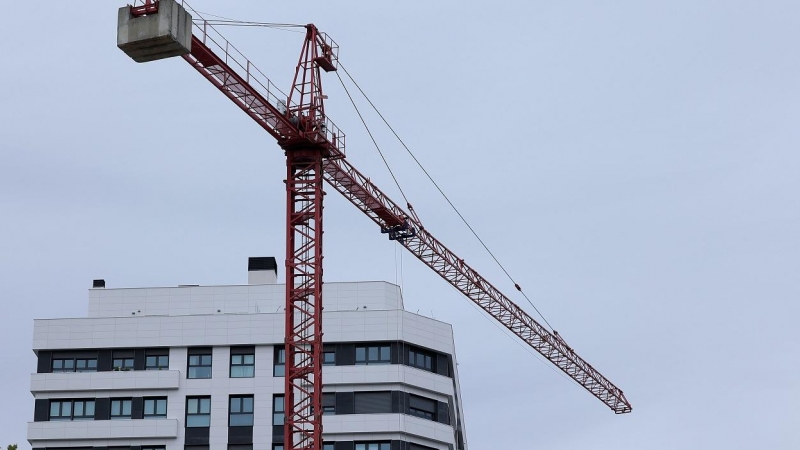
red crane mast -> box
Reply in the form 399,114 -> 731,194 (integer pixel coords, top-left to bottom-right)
119,2 -> 632,449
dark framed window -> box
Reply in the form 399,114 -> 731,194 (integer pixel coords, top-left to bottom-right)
73,399 -> 95,420
52,358 -> 97,373
186,396 -> 211,427
228,446 -> 253,450
188,349 -> 212,379
354,392 -> 392,414
185,446 -> 210,450
408,347 -> 433,372
273,347 -> 285,377
273,395 -> 285,425
355,443 -> 391,450
113,358 -> 134,371
323,444 -> 335,450
50,399 -> 95,421
408,395 -> 436,421
142,447 -> 167,450
229,395 -> 254,426
272,446 -> 284,450
230,348 -> 255,378
355,345 -> 390,365
146,349 -> 169,370
322,393 -> 335,415
144,397 -> 168,418
322,349 -> 336,366
110,398 -> 133,419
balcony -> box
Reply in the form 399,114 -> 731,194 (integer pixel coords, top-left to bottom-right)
28,418 -> 178,441
30,369 -> 180,393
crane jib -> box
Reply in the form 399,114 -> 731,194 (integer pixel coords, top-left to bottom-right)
116,0 -> 632,416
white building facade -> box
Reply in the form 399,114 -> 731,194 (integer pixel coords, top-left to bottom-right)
27,258 -> 468,450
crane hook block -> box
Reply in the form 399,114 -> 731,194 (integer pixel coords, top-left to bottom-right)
381,220 -> 416,242
117,0 -> 192,63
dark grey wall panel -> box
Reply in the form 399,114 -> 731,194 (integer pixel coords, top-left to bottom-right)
94,397 -> 110,421
37,351 -> 52,374
33,399 -> 49,422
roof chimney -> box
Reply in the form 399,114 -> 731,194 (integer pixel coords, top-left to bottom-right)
248,257 -> 278,285
93,279 -> 106,288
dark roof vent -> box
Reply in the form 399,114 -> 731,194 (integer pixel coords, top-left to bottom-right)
93,279 -> 106,288
248,257 -> 278,272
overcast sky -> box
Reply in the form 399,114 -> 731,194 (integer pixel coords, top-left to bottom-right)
1,1 -> 799,448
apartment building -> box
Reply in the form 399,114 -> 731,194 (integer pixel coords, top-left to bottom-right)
27,257 -> 468,450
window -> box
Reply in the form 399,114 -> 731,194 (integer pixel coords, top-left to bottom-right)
408,395 -> 436,421
273,347 -> 285,377
229,395 -> 254,426
52,358 -> 97,373
273,395 -> 285,425
113,357 -> 134,371
112,350 -> 134,371
323,444 -> 335,450
146,349 -> 169,370
144,397 -> 168,419
49,399 -> 95,421
188,349 -> 212,379
52,359 -> 75,373
272,446 -> 284,450
355,345 -> 390,365
230,349 -> 255,378
110,398 -> 132,419
354,392 -> 392,414
408,347 -> 433,372
322,393 -> 335,415
355,443 -> 391,450
322,349 -> 336,366
142,447 -> 166,450
228,446 -> 253,450
186,397 -> 211,427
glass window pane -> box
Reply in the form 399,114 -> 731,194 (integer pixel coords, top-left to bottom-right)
368,347 -> 378,361
273,413 -> 284,426
230,414 -> 254,426
187,415 -> 210,427
243,354 -> 255,364
188,398 -> 198,413
157,399 -> 167,414
144,400 -> 154,415
147,356 -> 157,366
243,397 -> 253,412
199,398 -> 211,413
231,397 -> 241,412
53,360 -> 63,369
50,402 -> 60,416
111,401 -> 120,416
274,396 -> 284,412
232,355 -> 242,364
64,360 -> 74,369
380,346 -> 390,360
87,359 -> 97,368
355,445 -> 365,450
74,402 -> 84,416
85,401 -> 95,416
63,402 -> 71,416
159,356 -> 169,367
122,400 -> 131,415
273,365 -> 284,377
201,355 -> 212,365
189,355 -> 199,366
355,347 -> 365,362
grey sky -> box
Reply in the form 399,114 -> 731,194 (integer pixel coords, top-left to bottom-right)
2,1 -> 799,448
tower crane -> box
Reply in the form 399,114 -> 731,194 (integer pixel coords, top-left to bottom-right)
117,2 -> 632,449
